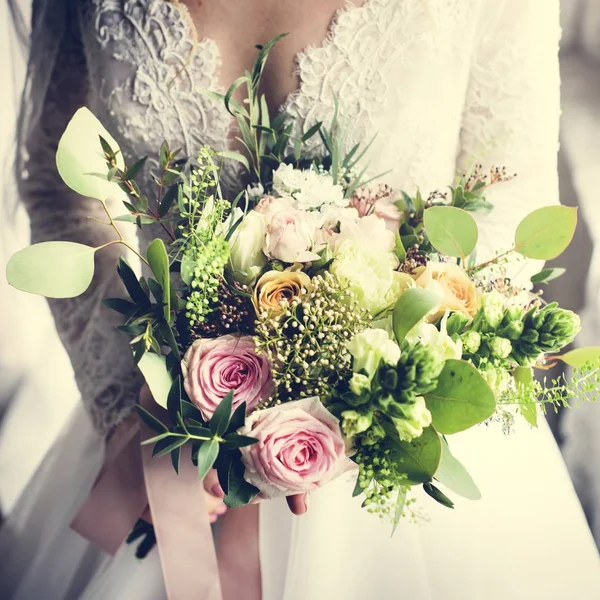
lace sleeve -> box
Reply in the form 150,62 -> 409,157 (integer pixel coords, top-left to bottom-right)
17,0 -> 142,435
457,0 -> 561,285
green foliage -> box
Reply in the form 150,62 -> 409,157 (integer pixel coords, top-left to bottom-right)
137,353 -> 173,409
386,425 -> 442,485
434,438 -> 481,500
515,206 -> 578,260
392,288 -> 442,343
6,242 -> 97,298
423,482 -> 454,509
56,107 -> 125,201
423,206 -> 478,260
424,360 -> 496,434
512,366 -> 538,426
558,347 -> 600,369
146,239 -> 171,322
530,267 -> 566,285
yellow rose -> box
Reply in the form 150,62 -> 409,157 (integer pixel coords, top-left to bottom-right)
413,262 -> 480,322
254,270 -> 311,314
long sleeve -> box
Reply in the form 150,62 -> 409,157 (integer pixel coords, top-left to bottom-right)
17,0 -> 142,435
456,0 -> 561,285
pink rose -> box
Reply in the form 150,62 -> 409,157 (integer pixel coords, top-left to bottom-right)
181,335 -> 273,420
238,397 -> 349,498
260,197 -> 321,263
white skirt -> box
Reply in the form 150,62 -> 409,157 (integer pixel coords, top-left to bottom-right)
2,403 -> 599,600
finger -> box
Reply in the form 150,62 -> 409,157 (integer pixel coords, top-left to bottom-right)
286,493 -> 309,515
203,468 -> 224,498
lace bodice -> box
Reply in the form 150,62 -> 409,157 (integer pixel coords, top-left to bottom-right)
18,0 -> 560,434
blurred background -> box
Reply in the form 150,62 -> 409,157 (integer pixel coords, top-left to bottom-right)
1,0 -> 600,545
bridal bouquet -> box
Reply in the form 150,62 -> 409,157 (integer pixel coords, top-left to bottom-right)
7,39 -> 599,525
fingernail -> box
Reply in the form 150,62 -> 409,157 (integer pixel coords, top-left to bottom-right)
212,484 -> 224,498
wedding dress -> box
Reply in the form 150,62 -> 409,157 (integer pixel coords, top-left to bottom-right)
1,0 -> 600,598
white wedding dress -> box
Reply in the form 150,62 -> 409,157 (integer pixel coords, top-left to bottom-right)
2,0 -> 600,598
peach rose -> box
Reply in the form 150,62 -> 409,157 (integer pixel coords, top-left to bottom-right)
254,270 -> 311,314
413,262 -> 481,322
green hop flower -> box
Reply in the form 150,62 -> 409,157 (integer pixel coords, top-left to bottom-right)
349,373 -> 371,396
462,330 -> 482,354
490,336 -> 512,359
481,290 -> 505,330
512,303 -> 581,366
395,342 -> 444,396
341,409 -> 373,438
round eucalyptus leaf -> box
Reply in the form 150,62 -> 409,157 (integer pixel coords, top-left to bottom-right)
387,426 -> 442,485
56,107 -> 125,201
435,438 -> 481,500
559,347 -> 600,369
138,352 -> 173,409
424,360 -> 496,434
423,206 -> 478,259
6,241 -> 97,298
515,205 -> 577,260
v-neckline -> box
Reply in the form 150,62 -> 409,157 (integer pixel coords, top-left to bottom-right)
171,0 -> 379,117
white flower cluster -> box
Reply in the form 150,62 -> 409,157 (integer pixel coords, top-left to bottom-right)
272,163 -> 348,213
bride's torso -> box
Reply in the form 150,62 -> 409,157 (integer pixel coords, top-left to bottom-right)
78,0 -> 480,212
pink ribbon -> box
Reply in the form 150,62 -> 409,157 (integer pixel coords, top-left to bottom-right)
72,399 -> 222,599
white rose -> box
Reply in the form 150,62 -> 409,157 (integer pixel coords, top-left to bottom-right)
228,210 -> 268,286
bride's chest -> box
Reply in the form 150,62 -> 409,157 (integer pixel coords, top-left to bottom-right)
79,0 -> 482,193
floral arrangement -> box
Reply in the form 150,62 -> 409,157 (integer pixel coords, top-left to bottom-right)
7,39 -> 599,527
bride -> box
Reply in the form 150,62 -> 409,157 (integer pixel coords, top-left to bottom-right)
2,0 -> 600,598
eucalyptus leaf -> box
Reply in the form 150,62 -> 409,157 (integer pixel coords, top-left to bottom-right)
56,107 -> 126,201
197,439 -> 220,480
7,242 -> 97,298
392,287 -> 442,343
425,360 -> 496,434
391,488 -> 408,536
425,360 -> 495,434
137,352 -> 173,409
435,438 -> 481,500
559,347 -> 600,369
423,206 -> 478,259
387,425 -> 442,485
515,206 -> 577,260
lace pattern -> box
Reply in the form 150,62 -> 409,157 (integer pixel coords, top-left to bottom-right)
21,0 -> 560,433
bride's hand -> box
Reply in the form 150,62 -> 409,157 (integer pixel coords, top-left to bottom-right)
203,469 -> 228,524
286,493 -> 309,515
